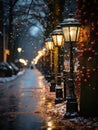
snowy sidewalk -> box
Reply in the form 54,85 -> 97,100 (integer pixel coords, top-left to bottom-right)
43,79 -> 98,130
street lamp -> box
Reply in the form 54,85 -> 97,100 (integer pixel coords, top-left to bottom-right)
45,37 -> 54,83
52,26 -> 64,47
51,25 -> 64,104
45,37 -> 54,51
61,16 -> 81,118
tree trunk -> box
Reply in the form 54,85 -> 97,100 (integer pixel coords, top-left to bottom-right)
0,1 -> 4,62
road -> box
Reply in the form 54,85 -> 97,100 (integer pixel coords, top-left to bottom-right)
0,68 -> 48,130
0,68 -> 74,130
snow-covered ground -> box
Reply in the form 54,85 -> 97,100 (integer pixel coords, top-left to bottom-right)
0,69 -> 25,83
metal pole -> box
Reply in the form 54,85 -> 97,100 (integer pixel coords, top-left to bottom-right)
63,69 -> 66,101
50,49 -> 56,92
64,42 -> 78,118
55,46 -> 63,104
69,42 -> 75,95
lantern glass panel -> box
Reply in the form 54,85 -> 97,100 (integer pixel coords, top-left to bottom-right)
45,41 -> 53,50
62,26 -> 80,42
70,26 -> 77,41
62,27 -> 69,42
57,34 -> 64,46
48,41 -> 54,50
52,34 -> 64,47
52,35 -> 57,46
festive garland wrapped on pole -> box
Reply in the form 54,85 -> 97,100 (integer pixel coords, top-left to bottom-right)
76,0 -> 98,116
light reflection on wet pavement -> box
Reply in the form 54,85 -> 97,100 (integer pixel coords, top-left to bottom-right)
0,68 -> 74,130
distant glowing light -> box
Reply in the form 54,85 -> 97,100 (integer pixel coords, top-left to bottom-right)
47,121 -> 53,127
31,49 -> 46,64
17,47 -> 22,53
19,58 -> 27,66
47,102 -> 52,109
47,128 -> 52,130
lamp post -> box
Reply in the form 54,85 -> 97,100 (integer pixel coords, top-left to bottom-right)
61,16 -> 80,118
45,37 -> 54,83
17,47 -> 22,59
51,26 -> 64,104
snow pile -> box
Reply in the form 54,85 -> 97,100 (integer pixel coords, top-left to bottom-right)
0,69 -> 25,83
68,117 -> 98,127
46,102 -> 66,119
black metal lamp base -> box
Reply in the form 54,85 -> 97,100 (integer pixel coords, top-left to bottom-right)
55,98 -> 63,104
55,86 -> 63,104
50,80 -> 56,92
63,111 -> 78,119
45,74 -> 51,82
63,95 -> 78,119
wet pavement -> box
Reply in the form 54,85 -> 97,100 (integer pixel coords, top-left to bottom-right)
0,68 -> 75,130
